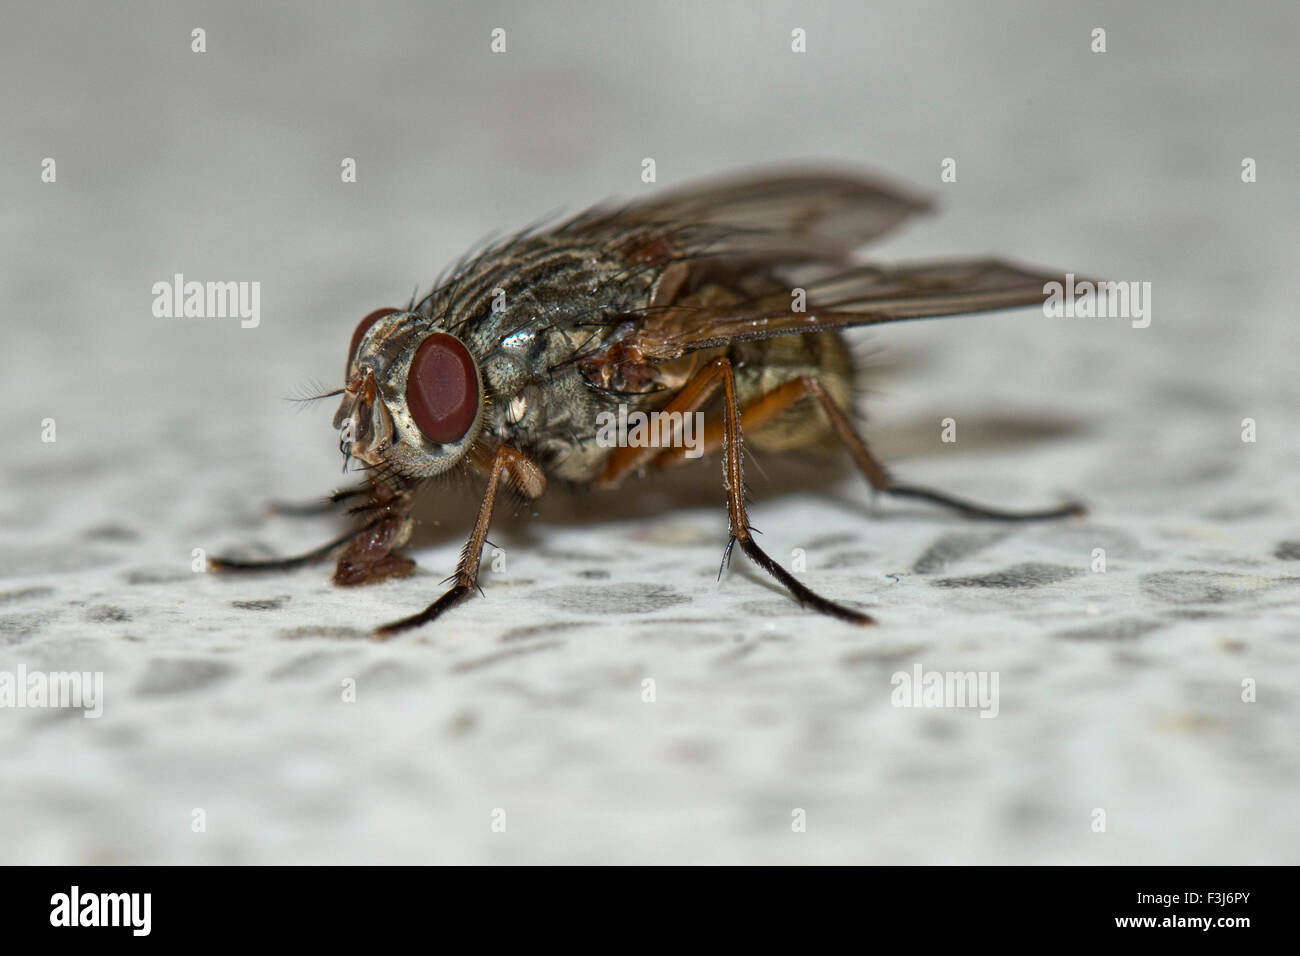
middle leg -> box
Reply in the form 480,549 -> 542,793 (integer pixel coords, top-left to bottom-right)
601,356 -> 875,625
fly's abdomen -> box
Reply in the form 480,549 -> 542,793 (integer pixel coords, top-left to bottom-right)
729,331 -> 855,453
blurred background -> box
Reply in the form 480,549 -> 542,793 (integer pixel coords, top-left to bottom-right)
1,0 -> 1297,863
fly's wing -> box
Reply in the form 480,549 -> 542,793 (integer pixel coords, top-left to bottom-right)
630,259 -> 1071,360
563,169 -> 933,265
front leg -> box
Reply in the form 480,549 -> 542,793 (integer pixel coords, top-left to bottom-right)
374,444 -> 546,637
210,477 -> 414,581
331,477 -> 418,586
267,485 -> 368,518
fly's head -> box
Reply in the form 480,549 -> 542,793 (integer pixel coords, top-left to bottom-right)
333,308 -> 485,478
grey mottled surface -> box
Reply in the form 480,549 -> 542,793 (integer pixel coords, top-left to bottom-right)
1,1 -> 1297,864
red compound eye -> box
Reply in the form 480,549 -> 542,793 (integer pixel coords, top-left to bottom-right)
347,308 -> 401,374
405,333 -> 479,444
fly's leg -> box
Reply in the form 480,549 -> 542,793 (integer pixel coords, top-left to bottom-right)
267,486 -> 368,518
594,351 -> 742,487
602,356 -> 874,626
653,376 -> 1083,521
208,528 -> 368,573
802,378 -> 1083,520
374,445 -> 545,637
210,479 -> 417,584
330,493 -> 417,586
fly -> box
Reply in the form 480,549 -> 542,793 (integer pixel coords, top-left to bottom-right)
211,169 -> 1085,634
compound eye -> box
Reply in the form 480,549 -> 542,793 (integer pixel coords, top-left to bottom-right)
347,308 -> 401,374
405,333 -> 479,444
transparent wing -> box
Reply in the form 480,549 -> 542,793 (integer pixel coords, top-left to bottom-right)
629,259 -> 1070,359
564,168 -> 933,264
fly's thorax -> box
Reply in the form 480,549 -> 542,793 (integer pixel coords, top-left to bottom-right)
481,352 -> 612,483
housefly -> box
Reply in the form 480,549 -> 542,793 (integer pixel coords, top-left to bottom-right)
211,169 -> 1084,634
